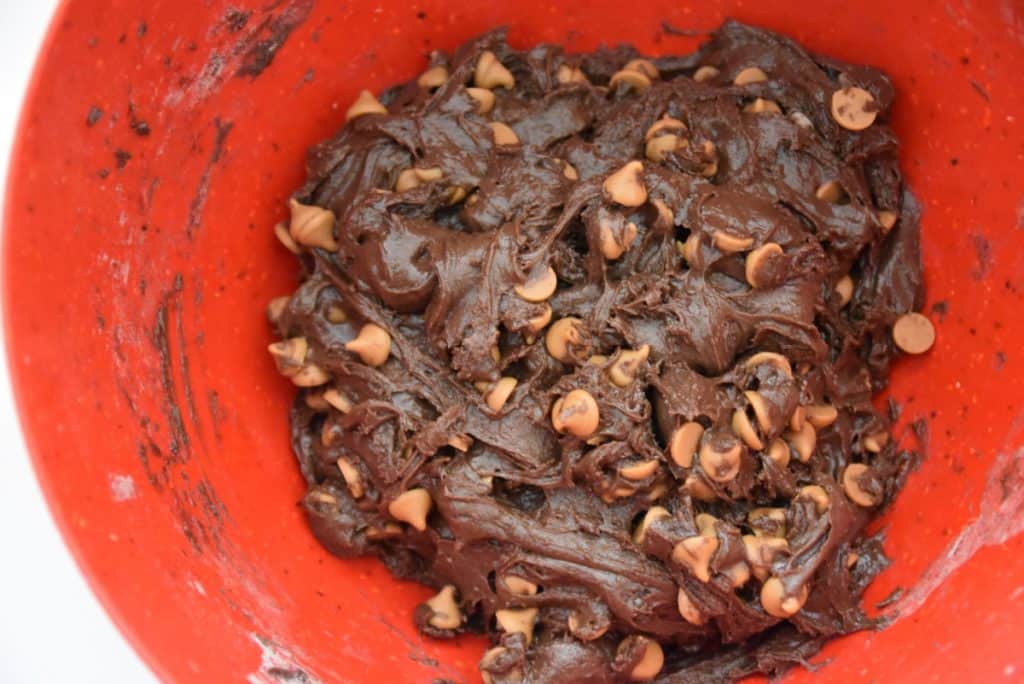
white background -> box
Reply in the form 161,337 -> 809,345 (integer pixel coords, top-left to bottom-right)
0,2 -> 155,682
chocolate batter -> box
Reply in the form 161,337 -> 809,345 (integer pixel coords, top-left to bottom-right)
267,20 -> 927,682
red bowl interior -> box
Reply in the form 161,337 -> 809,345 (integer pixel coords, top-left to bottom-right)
5,0 -> 1024,681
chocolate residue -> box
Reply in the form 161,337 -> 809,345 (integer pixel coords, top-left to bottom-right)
86,105 -> 103,126
970,233 -> 992,280
114,148 -> 132,169
271,22 -> 925,683
235,0 -> 314,79
187,118 -> 234,238
223,8 -> 252,33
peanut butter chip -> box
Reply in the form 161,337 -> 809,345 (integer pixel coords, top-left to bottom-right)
733,66 -> 768,85
766,439 -> 791,468
744,242 -> 783,288
645,134 -> 687,163
556,64 -> 589,84
892,312 -> 935,354
267,296 -> 290,324
504,576 -> 539,596
835,274 -> 855,306
545,317 -> 582,362
625,59 -> 659,79
677,587 -> 704,625
805,404 -> 838,428
699,439 -> 742,482
743,98 -> 781,114
745,351 -> 793,378
620,459 -> 658,481
760,578 -> 808,618
474,50 -> 515,89
552,389 -> 600,438
323,389 -> 353,414
786,421 -> 816,462
345,89 -> 387,121
744,391 -> 774,432
289,199 -> 338,250
843,463 -> 880,506
669,421 -> 704,468
798,485 -> 830,514
489,121 -> 520,146
609,69 -> 652,92
743,535 -> 789,581
345,323 -> 392,366
268,336 -> 308,376
336,458 -> 364,498
608,345 -> 650,386
466,87 -> 496,114
291,364 -> 329,387
878,209 -> 899,231
425,585 -> 463,630
672,534 -> 720,582
417,65 -> 448,89
599,219 -> 639,260
514,265 -> 557,302
388,488 -> 432,531
495,608 -> 538,645
274,222 -> 301,254
831,86 -> 877,131
620,636 -> 664,682
603,161 -> 648,207
485,376 -> 518,412
712,230 -> 754,253
447,434 -> 472,452
732,408 -> 764,450
632,506 -> 670,544
693,65 -> 720,82
815,180 -> 848,204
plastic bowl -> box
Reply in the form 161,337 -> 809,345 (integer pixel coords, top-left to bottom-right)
5,0 -> 1024,681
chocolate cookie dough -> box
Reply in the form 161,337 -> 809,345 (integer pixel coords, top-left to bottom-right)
267,20 -> 929,682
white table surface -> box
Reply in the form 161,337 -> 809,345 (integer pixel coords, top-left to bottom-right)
0,3 -> 156,682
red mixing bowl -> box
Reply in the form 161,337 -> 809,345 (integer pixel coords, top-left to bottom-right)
5,0 -> 1024,681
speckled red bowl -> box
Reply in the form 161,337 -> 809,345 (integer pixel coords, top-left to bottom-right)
5,0 -> 1024,681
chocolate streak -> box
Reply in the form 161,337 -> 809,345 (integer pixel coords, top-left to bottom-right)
272,21 -> 923,682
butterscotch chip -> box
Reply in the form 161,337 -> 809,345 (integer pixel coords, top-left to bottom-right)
557,64 -> 589,84
698,438 -> 742,483
677,587 -> 704,625
424,585 -> 463,630
388,488 -> 432,531
760,578 -> 808,618
485,376 -> 518,412
835,274 -> 855,306
843,463 -> 880,506
878,209 -> 899,231
672,534 -> 719,582
345,323 -> 392,366
815,180 -> 848,204
744,242 -> 784,288
603,161 -> 648,207
713,230 -> 754,253
625,59 -> 659,79
608,345 -> 650,386
489,121 -> 520,146
693,65 -> 720,82
831,86 -> 877,131
609,69 -> 652,91
417,65 -> 448,89
632,506 -> 670,544
545,317 -> 582,362
475,50 -> 515,89
466,87 -> 496,114
345,89 -> 387,121
892,312 -> 935,354
551,389 -> 600,438
669,422 -> 704,468
618,636 -> 664,681
495,607 -> 538,645
805,404 -> 838,428
620,459 -> 659,481
514,265 -> 557,302
733,66 -> 768,85
743,98 -> 781,114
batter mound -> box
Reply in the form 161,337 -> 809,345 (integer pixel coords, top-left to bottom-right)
267,20 -> 933,682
